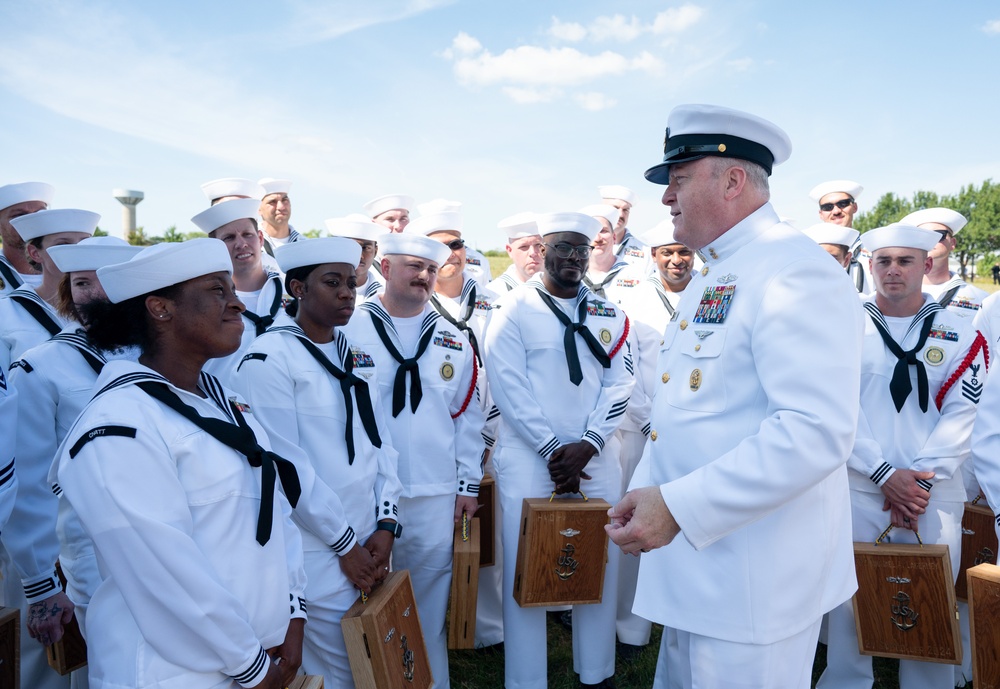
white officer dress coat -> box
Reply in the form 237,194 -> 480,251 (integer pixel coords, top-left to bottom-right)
633,203 -> 865,645
56,361 -> 307,689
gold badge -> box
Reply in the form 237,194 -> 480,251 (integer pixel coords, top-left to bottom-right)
689,368 -> 702,391
599,328 -> 612,345
924,346 -> 945,366
440,362 -> 455,380
701,266 -> 709,276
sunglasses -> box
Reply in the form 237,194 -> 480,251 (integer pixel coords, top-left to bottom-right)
935,230 -> 954,241
544,242 -> 593,259
819,198 -> 855,212
445,238 -> 465,251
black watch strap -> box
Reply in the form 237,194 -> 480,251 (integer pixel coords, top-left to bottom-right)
376,521 -> 402,539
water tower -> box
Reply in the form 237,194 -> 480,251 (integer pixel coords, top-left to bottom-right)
112,188 -> 144,239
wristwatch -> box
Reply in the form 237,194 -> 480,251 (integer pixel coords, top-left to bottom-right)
376,521 -> 402,539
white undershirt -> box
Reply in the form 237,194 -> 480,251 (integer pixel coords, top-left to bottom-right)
391,313 -> 425,356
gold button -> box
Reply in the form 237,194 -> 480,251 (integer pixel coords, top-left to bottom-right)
661,372 -> 670,383
709,248 -> 719,259
701,266 -> 709,276
694,344 -> 701,351
679,320 -> 688,330
650,431 -> 658,441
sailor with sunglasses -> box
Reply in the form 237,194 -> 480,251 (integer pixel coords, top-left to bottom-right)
810,180 -> 871,293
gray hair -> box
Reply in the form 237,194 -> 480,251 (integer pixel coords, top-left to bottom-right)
708,156 -> 770,195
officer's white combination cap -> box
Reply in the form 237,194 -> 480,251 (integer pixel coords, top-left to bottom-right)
598,185 -> 637,205
899,208 -> 968,235
536,212 -> 602,243
645,104 -> 791,184
498,212 -> 538,240
276,237 -> 361,273
802,222 -> 860,248
578,204 -> 621,228
191,198 -> 260,234
637,218 -> 682,248
380,233 -> 451,265
860,224 -> 941,253
98,238 -> 233,304
364,194 -> 414,218
201,178 -> 265,202
323,217 -> 385,242
258,178 -> 292,196
809,180 -> 863,202
48,236 -> 144,273
11,209 -> 99,242
417,199 -> 462,215
407,211 -> 463,236
0,182 -> 55,212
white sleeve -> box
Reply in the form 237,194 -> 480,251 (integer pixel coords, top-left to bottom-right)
450,348 -> 486,496
0,379 -> 17,534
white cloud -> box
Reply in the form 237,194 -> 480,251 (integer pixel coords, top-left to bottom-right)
589,14 -> 645,42
442,31 -> 483,58
651,5 -> 705,35
283,0 -> 456,44
575,92 -> 617,111
549,18 -> 587,42
983,19 -> 1000,34
726,58 -> 754,72
502,86 -> 561,104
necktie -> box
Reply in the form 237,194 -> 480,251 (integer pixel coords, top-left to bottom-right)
869,312 -> 936,412
292,334 -> 382,464
370,314 -> 436,417
431,287 -> 482,366
137,381 -> 301,545
535,288 -> 611,386
242,278 -> 283,336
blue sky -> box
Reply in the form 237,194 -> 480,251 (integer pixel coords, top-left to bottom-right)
2,1 -> 998,250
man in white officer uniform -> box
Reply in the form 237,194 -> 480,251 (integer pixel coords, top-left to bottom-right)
599,185 -> 651,277
323,216 -> 386,304
606,105 -> 864,689
817,223 -> 986,689
0,182 -> 54,296
485,211 -> 633,689
192,198 -> 289,387
343,233 -> 485,688
487,213 -> 543,294
810,180 -> 869,293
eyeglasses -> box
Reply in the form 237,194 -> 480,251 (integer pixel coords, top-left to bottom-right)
935,230 -> 954,241
819,198 -> 855,212
358,241 -> 378,254
544,242 -> 593,259
445,238 -> 465,251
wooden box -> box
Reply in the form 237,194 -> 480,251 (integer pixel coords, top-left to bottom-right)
513,497 -> 610,607
852,542 -> 961,664
956,501 -> 998,601
288,675 -> 324,689
448,517 -> 481,649
0,607 -> 18,689
341,570 -> 432,689
47,560 -> 87,674
478,473 -> 496,567
968,562 -> 1000,688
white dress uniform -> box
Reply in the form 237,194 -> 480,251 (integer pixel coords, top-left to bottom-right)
343,298 -> 485,689
631,204 -> 864,682
584,259 -> 643,304
356,273 -> 384,306
463,247 -> 492,289
923,274 -> 989,316
56,361 -> 308,689
0,374 -> 17,542
486,264 -> 524,294
613,230 -> 653,276
202,273 -> 287,388
818,296 -> 986,689
484,275 -> 634,689
0,284 -> 69,371
232,324 -> 403,688
0,254 -> 28,296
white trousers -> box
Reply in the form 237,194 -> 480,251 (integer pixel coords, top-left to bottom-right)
816,490 -> 962,689
494,439 -> 622,689
298,549 -> 362,689
616,429 -> 652,646
653,619 -> 822,689
474,464 -> 504,648
393,494 -> 455,689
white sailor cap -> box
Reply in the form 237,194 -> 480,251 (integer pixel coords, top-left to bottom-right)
323,217 -> 385,242
380,233 -> 451,265
535,212 -> 602,243
407,211 -> 463,236
645,104 -> 791,184
417,199 -> 462,215
0,182 -> 55,212
899,207 -> 968,235
860,224 -> 941,253
809,180 -> 863,203
10,209 -> 99,242
802,222 -> 860,248
191,198 -> 260,235
498,212 -> 538,240
578,204 -> 621,229
363,194 -> 414,219
598,185 -> 637,205
200,178 -> 265,202
48,236 -> 144,273
258,178 -> 292,197
97,238 -> 233,304
275,237 -> 361,273
636,218 -> 682,248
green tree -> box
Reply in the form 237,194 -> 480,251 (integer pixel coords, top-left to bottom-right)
854,193 -> 912,233
127,226 -> 152,246
159,225 -> 185,243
